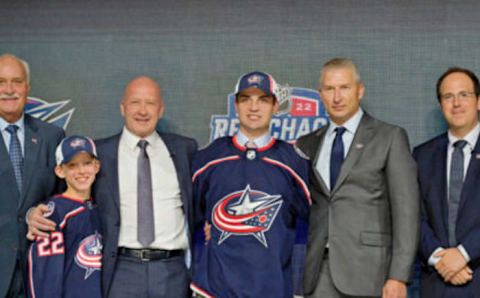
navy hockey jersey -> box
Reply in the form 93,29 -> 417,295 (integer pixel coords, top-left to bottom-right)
191,136 -> 310,298
28,195 -> 102,298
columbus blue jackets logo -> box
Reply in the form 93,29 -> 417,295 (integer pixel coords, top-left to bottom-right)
25,96 -> 74,129
210,84 -> 328,142
75,232 -> 102,279
212,185 -> 283,248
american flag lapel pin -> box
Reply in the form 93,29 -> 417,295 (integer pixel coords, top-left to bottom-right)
32,138 -> 38,144
355,143 -> 364,149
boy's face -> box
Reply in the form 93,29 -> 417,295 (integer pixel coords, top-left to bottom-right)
55,152 -> 100,197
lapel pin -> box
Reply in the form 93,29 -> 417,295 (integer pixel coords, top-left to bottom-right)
355,143 -> 364,149
476,154 -> 480,159
32,138 -> 37,144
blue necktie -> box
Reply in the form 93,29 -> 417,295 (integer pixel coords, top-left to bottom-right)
448,140 -> 467,246
6,125 -> 23,192
137,140 -> 155,247
330,127 -> 346,190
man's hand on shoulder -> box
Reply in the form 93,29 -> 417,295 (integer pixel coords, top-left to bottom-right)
26,204 -> 56,240
382,279 -> 406,298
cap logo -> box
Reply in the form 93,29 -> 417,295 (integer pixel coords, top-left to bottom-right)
247,74 -> 263,85
70,138 -> 86,148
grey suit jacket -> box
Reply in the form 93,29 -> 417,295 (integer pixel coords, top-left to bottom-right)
0,114 -> 64,297
296,113 -> 420,296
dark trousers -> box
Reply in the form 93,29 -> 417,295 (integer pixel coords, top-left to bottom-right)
108,254 -> 189,298
6,260 -> 26,298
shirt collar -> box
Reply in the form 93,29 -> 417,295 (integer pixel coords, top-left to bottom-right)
121,126 -> 160,151
0,114 -> 25,133
327,108 -> 364,135
448,122 -> 480,149
235,130 -> 272,147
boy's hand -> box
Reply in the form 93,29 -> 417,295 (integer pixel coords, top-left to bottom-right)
26,204 -> 56,240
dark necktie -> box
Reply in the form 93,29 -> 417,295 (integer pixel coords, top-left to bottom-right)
330,127 -> 346,190
6,125 -> 23,192
137,140 -> 154,247
448,140 -> 467,246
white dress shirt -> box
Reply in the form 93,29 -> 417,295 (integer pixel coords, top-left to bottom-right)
117,127 -> 188,250
235,131 -> 272,147
315,108 -> 364,190
428,122 -> 480,266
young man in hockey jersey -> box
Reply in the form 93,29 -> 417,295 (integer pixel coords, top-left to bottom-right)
190,71 -> 311,297
28,135 -> 102,298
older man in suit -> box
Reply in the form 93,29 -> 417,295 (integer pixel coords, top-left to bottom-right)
296,58 -> 419,298
0,54 -> 64,297
413,67 -> 480,297
28,76 -> 197,297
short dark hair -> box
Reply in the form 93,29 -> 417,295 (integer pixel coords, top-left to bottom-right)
436,67 -> 480,102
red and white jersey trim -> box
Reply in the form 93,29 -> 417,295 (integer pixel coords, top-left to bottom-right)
59,206 -> 86,229
262,157 -> 311,205
192,155 -> 240,182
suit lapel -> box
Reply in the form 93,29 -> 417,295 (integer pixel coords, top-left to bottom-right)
100,136 -> 121,215
0,129 -> 19,197
432,135 -> 450,237
332,113 -> 373,194
458,134 -> 480,212
21,116 -> 42,207
309,127 -> 329,195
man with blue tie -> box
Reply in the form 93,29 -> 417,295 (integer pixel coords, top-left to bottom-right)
296,58 -> 420,298
413,67 -> 480,297
0,54 -> 64,297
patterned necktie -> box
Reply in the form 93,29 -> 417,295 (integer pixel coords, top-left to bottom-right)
448,139 -> 467,246
137,139 -> 155,247
6,125 -> 23,192
330,127 -> 346,190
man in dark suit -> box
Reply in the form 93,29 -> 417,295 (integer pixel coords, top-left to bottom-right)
0,54 -> 64,298
29,76 -> 197,297
296,58 -> 419,298
413,67 -> 480,297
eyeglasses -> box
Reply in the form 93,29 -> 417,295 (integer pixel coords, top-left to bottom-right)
440,91 -> 476,102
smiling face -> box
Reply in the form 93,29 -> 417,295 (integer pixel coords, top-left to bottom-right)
55,152 -> 100,200
120,76 -> 164,138
319,66 -> 364,125
0,55 -> 30,123
439,72 -> 480,138
234,87 -> 278,139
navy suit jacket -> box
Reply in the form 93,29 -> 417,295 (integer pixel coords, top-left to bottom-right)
93,131 -> 197,297
414,133 -> 480,297
0,114 -> 64,297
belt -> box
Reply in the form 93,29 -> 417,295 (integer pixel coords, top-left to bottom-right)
118,247 -> 184,261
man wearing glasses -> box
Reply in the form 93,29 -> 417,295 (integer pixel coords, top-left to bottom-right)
413,67 -> 480,297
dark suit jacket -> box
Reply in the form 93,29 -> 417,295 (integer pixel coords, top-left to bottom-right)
414,133 -> 480,297
0,114 -> 64,297
93,131 -> 197,297
296,113 -> 420,296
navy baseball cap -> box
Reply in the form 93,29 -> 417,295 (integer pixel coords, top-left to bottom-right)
55,135 -> 97,166
234,71 -> 278,98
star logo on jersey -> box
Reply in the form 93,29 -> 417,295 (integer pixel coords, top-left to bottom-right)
75,232 -> 103,279
212,185 -> 283,248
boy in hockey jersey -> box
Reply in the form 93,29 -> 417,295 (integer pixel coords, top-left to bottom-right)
28,135 -> 102,298
190,71 -> 311,297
